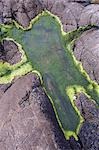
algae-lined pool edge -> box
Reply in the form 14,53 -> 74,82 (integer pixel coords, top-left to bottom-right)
0,11 -> 99,140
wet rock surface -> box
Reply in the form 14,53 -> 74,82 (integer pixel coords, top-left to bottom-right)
0,0 -> 99,149
75,93 -> 99,150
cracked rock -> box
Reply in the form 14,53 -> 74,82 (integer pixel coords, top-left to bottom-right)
79,4 -> 99,26
0,39 -> 22,65
0,0 -> 44,27
75,93 -> 99,150
74,28 -> 99,83
74,27 -> 99,150
46,0 -> 84,31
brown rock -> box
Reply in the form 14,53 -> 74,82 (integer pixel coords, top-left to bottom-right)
0,0 -> 44,27
91,0 -> 99,3
0,73 -> 56,149
79,4 -> 99,26
0,39 -> 22,65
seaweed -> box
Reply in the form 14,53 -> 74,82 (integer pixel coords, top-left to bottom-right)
0,11 -> 99,140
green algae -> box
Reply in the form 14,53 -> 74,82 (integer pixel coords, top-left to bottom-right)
0,11 -> 99,140
0,38 -> 33,84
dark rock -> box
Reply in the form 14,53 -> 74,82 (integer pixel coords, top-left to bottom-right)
0,39 -> 22,65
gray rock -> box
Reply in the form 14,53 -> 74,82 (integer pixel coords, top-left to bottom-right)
74,29 -> 99,83
0,39 -> 22,64
0,37 -> 74,149
0,73 -> 72,150
46,0 -> 84,32
73,28 -> 99,149
75,93 -> 99,150
0,0 -> 44,27
79,4 -> 99,26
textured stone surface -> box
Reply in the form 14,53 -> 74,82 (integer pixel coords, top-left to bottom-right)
0,0 -> 99,149
75,93 -> 99,150
74,29 -> 99,83
0,0 -> 44,27
0,40 -> 22,64
0,73 -> 58,150
45,0 -> 84,31
78,4 -> 99,26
